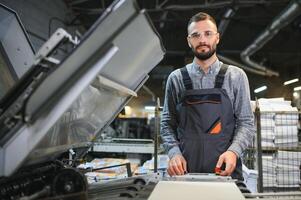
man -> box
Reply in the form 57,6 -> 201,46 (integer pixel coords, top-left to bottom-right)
160,12 -> 255,180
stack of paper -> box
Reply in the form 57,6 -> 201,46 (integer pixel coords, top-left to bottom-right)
262,154 -> 277,187
242,164 -> 258,193
77,158 -> 139,183
260,113 -> 275,148
275,111 -> 298,125
257,98 -> 299,148
275,125 -> 298,147
275,151 -> 301,187
258,98 -> 293,111
257,99 -> 276,148
135,154 -> 169,175
253,98 -> 300,189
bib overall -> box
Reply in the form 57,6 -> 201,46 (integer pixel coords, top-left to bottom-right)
177,64 -> 243,180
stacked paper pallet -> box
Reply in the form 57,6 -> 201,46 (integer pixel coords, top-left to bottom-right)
260,113 -> 275,148
255,98 -> 300,189
262,154 -> 277,187
257,98 -> 299,148
275,114 -> 299,147
275,151 -> 301,187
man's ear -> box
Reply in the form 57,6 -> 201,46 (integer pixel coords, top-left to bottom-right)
216,32 -> 220,45
187,37 -> 191,48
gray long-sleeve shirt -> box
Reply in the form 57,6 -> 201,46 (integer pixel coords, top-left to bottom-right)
161,58 -> 255,159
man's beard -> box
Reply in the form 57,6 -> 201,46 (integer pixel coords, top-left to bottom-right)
192,44 -> 216,60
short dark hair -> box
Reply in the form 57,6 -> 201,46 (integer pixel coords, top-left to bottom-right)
187,12 -> 217,33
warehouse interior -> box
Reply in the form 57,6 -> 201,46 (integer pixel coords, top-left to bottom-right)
0,0 -> 301,199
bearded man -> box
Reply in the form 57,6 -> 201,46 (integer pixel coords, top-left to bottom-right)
160,12 -> 255,180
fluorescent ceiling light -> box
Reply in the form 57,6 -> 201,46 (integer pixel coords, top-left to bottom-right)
293,92 -> 300,99
294,86 -> 301,91
145,106 -> 155,111
284,78 -> 299,85
254,86 -> 267,93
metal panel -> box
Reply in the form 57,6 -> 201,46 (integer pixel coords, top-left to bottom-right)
0,0 -> 165,176
0,3 -> 34,78
148,181 -> 245,200
93,142 -> 155,154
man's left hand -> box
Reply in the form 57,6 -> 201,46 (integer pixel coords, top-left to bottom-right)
216,151 -> 237,176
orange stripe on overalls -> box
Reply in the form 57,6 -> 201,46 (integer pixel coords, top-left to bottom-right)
210,121 -> 221,134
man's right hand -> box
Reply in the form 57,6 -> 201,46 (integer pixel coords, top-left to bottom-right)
167,154 -> 187,176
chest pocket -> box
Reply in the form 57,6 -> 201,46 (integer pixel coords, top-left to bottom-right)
182,93 -> 222,135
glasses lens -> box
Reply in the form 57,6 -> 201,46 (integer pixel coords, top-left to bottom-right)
191,32 -> 200,39
189,31 -> 216,40
204,31 -> 213,37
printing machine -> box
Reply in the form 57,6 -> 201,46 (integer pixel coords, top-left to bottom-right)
0,0 -> 165,199
2,0 -> 299,199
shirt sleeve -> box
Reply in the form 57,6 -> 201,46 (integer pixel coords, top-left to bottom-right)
227,69 -> 255,157
160,72 -> 182,159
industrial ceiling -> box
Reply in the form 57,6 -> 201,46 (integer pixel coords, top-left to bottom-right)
64,0 -> 301,102
1,0 -> 300,106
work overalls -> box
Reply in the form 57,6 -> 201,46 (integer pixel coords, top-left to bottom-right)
177,64 -> 243,180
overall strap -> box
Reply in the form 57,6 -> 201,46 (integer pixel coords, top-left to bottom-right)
180,67 -> 193,90
214,64 -> 229,88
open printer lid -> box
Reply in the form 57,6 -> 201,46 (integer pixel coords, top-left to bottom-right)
0,0 -> 165,177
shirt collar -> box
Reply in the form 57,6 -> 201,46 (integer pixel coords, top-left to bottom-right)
192,58 -> 221,75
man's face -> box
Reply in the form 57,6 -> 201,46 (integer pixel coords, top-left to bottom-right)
187,20 -> 220,60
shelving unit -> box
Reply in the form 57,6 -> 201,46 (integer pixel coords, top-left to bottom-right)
254,102 -> 301,192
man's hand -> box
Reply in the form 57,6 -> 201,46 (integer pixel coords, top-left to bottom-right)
167,154 -> 187,176
216,151 -> 237,176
